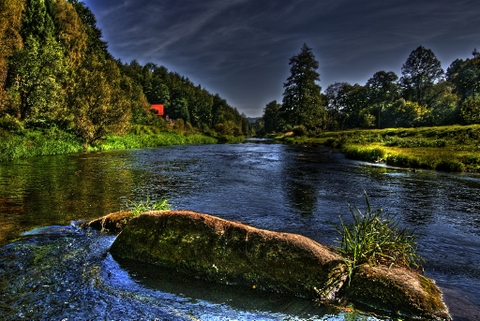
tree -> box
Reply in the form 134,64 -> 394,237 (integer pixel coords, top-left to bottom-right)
262,100 -> 281,133
447,56 -> 480,101
383,99 -> 428,128
324,82 -> 349,130
21,0 -> 55,42
0,0 -> 24,115
400,46 -> 444,105
67,0 -> 110,59
70,56 -> 131,146
50,0 -> 88,68
365,71 -> 399,128
447,50 -> 480,124
281,43 -> 325,131
9,35 -> 72,124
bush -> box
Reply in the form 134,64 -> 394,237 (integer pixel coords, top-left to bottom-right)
435,159 -> 465,172
386,153 -> 420,168
0,114 -> 23,131
342,145 -> 386,162
292,125 -> 308,136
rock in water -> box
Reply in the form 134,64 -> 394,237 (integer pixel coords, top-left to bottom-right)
106,210 -> 450,320
109,210 -> 347,300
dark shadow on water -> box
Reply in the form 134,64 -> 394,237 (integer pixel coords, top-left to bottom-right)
115,257 -> 341,318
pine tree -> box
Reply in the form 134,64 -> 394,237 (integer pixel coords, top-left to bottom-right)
282,43 -> 325,131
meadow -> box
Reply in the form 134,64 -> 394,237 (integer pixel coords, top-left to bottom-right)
281,125 -> 480,172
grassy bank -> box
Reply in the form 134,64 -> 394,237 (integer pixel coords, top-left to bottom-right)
0,125 -> 245,162
280,125 -> 480,172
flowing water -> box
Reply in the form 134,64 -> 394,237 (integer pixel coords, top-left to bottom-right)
0,142 -> 479,320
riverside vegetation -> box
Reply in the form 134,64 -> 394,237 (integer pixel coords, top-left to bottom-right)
0,123 -> 243,162
279,124 -> 480,172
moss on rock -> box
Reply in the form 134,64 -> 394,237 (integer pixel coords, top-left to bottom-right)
344,264 -> 450,320
109,210 -> 347,300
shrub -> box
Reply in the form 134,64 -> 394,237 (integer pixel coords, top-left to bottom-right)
386,153 -> 420,168
435,159 -> 465,172
335,192 -> 423,281
0,114 -> 23,131
342,145 -> 385,162
292,125 -> 308,136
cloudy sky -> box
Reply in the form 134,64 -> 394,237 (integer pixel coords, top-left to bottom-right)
82,0 -> 480,117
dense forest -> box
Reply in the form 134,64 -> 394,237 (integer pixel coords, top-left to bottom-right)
0,0 -> 252,148
258,44 -> 480,135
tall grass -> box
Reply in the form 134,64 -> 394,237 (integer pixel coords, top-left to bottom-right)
335,193 -> 424,281
0,126 -> 220,162
98,132 -> 218,151
0,128 -> 83,162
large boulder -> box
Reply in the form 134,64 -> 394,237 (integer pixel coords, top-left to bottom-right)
109,210 -> 347,300
96,210 -> 450,320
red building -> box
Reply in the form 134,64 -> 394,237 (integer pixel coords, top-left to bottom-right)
151,104 -> 165,117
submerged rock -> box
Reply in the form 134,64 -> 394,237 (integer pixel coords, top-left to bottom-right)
92,210 -> 450,320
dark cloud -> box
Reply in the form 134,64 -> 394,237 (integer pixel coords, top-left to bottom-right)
83,0 -> 480,116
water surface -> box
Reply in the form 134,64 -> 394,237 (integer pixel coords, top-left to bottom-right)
0,143 -> 479,320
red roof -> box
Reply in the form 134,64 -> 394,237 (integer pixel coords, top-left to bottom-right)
151,104 -> 164,116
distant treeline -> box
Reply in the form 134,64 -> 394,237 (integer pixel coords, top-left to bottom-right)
0,0 -> 253,147
257,44 -> 480,136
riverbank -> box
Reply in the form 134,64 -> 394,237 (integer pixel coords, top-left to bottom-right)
279,124 -> 480,172
0,125 -> 245,162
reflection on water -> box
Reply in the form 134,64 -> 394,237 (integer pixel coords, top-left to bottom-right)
0,143 -> 480,320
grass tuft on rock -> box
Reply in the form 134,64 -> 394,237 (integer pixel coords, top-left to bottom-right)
126,197 -> 171,217
335,192 -> 424,281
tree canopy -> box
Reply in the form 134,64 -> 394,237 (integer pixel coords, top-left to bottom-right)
261,44 -> 480,135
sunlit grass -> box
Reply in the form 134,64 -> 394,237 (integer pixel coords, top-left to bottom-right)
282,124 -> 480,172
125,196 -> 171,218
0,126 -> 220,162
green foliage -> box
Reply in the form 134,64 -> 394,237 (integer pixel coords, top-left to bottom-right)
336,193 -> 424,281
342,145 -> 386,162
292,125 -> 308,136
9,35 -> 72,123
400,46 -> 444,105
70,56 -> 132,146
281,43 -> 325,131
98,132 -> 218,151
126,197 -> 171,218
0,127 -> 83,161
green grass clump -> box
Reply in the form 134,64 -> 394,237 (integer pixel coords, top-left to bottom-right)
336,192 -> 424,281
342,145 -> 386,162
0,127 -> 84,162
126,197 -> 171,217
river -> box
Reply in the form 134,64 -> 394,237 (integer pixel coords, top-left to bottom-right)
0,142 -> 479,320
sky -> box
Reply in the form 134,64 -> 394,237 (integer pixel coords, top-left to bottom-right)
82,0 -> 480,117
